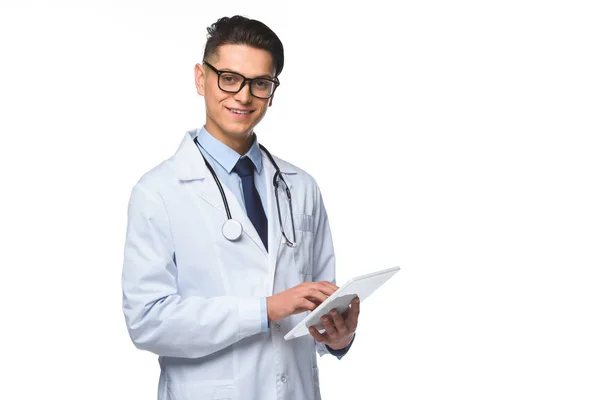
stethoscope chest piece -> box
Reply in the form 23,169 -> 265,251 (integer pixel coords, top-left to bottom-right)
222,219 -> 243,241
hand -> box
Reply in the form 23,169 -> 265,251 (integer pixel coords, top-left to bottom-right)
309,296 -> 360,350
267,281 -> 338,322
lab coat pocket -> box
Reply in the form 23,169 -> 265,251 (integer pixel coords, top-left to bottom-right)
292,213 -> 314,277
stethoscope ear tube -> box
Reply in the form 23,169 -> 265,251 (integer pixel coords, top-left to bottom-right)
264,150 -> 296,246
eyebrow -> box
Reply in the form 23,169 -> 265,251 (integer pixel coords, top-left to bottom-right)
220,68 -> 275,80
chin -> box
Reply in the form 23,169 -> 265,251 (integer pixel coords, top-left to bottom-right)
225,122 -> 257,137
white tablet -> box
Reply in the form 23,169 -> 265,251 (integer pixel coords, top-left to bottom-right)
284,266 -> 400,340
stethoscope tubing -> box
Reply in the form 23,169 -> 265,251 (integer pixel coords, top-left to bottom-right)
193,136 -> 296,246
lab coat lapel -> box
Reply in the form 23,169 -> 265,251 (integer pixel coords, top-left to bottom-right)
171,131 -> 267,256
171,131 -> 225,214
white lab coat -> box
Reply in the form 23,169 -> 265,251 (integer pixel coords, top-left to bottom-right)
122,129 -> 337,400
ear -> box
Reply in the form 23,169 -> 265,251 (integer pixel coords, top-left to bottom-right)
194,63 -> 205,96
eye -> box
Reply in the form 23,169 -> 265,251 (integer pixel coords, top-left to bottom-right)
255,79 -> 269,88
221,73 -> 242,85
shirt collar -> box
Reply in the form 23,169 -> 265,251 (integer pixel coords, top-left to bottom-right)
195,126 -> 263,174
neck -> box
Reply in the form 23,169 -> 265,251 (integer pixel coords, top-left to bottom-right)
204,122 -> 254,155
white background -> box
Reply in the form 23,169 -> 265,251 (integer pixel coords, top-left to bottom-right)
1,0 -> 599,399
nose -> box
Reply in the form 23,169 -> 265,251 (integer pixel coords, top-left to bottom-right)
234,80 -> 253,104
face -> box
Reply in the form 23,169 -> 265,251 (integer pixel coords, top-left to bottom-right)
195,44 -> 276,150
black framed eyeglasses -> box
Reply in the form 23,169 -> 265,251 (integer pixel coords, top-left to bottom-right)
203,61 -> 280,99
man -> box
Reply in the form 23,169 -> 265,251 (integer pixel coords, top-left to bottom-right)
122,15 -> 359,400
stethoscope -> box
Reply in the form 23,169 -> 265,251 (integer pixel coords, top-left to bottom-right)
194,137 -> 297,247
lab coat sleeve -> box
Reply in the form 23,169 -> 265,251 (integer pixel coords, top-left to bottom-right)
310,183 -> 351,358
122,182 -> 264,359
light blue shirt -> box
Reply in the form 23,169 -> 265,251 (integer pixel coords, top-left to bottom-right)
193,126 -> 269,333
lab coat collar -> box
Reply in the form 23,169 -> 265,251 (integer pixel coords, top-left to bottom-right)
171,129 -> 298,181
172,129 -> 208,181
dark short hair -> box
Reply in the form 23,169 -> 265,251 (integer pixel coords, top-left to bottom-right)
203,15 -> 284,77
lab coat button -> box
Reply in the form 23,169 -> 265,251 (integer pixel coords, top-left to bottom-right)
274,323 -> 281,331
280,374 -> 287,383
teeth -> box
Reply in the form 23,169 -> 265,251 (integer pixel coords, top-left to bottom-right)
231,109 -> 250,114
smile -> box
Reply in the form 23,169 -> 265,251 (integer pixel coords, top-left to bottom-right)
227,107 -> 254,115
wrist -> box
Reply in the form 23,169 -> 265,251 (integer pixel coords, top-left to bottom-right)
266,296 -> 273,322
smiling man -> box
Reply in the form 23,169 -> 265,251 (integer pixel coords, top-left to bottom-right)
122,15 -> 359,400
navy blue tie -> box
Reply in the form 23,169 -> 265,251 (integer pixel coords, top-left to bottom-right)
234,157 -> 268,251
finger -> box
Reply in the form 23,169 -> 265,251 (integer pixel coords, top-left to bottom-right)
321,315 -> 338,337
304,287 -> 335,305
306,288 -> 330,304
329,309 -> 348,335
321,281 -> 339,293
312,281 -> 338,295
296,298 -> 317,314
352,297 -> 360,315
306,298 -> 323,308
301,281 -> 337,295
340,299 -> 357,320
309,326 -> 327,343
346,298 -> 360,330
